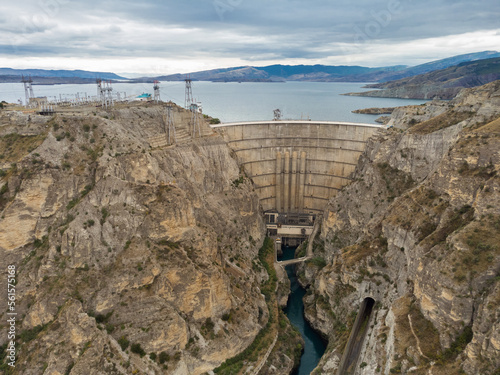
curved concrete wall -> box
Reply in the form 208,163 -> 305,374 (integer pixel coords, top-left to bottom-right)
212,121 -> 381,213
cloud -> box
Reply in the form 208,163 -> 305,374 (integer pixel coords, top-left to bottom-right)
1,0 -> 499,73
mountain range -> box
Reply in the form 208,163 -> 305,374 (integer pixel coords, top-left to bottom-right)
0,68 -> 125,82
1,51 -> 500,100
141,51 -> 500,83
344,56 -> 500,100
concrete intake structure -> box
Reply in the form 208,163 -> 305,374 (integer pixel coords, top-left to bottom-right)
211,120 -> 381,214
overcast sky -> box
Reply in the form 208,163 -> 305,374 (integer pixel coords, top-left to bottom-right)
0,0 -> 499,76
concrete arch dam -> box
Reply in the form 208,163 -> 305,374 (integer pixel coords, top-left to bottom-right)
211,120 -> 381,215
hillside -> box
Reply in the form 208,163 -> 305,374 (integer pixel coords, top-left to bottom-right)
0,75 -> 110,85
344,57 -> 500,100
376,50 -> 500,82
0,68 -> 125,80
148,64 -> 405,83
299,80 -> 500,374
141,51 -> 499,83
0,103 -> 302,374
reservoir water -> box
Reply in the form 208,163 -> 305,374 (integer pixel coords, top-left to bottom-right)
280,246 -> 326,375
0,81 -> 427,124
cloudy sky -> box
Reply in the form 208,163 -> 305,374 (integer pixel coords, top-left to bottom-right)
1,0 -> 499,76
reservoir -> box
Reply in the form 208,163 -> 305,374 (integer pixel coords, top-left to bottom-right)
280,246 -> 326,375
0,81 -> 427,124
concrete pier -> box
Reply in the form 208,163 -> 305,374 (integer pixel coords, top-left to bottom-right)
290,151 -> 298,212
275,152 -> 282,212
283,151 -> 290,213
298,151 -> 306,212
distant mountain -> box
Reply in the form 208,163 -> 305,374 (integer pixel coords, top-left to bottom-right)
1,51 -> 498,86
154,66 -> 272,82
0,75 -> 113,85
374,50 -> 500,82
141,64 -> 407,83
0,68 -> 126,81
141,51 -> 499,84
343,57 -> 500,100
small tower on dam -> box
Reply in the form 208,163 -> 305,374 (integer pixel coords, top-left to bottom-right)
210,120 -> 382,247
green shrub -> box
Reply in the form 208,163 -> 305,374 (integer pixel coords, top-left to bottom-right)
232,176 -> 244,187
105,324 -> 114,334
20,325 -> 45,342
118,336 -> 129,351
158,351 -> 170,364
131,343 -> 146,357
66,198 -> 79,210
308,257 -> 327,269
442,325 -> 473,360
100,207 -> 109,224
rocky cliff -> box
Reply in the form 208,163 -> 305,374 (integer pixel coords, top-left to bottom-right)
299,80 -> 500,374
0,103 -> 301,374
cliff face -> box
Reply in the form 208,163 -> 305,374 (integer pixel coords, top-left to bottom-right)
300,81 -> 500,374
0,104 -> 276,374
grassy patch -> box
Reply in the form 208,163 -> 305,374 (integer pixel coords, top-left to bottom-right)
453,214 -> 500,281
376,162 -> 415,201
457,160 -> 496,179
0,133 -> 46,163
409,110 -> 473,134
472,115 -> 500,133
409,303 -> 441,359
20,324 -> 47,343
424,205 -> 474,246
307,257 -> 327,269
342,236 -> 387,267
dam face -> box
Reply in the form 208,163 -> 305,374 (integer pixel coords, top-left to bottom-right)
212,120 -> 381,216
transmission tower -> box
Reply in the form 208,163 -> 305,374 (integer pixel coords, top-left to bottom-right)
105,80 -> 114,107
184,77 -> 193,109
97,79 -> 114,108
273,108 -> 282,121
165,103 -> 176,144
153,80 -> 161,103
96,79 -> 106,107
21,75 -> 35,107
190,102 -> 202,138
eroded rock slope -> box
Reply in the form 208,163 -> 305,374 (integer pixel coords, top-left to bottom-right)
300,81 -> 500,375
0,104 -> 287,375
